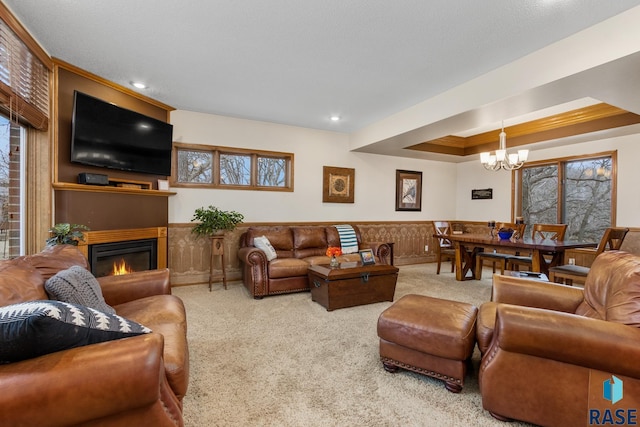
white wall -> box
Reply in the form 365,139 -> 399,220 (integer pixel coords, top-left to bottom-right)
169,110 -> 458,223
455,133 -> 640,227
171,110 -> 640,227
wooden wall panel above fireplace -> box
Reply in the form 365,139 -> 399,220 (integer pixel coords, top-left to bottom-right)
55,190 -> 168,231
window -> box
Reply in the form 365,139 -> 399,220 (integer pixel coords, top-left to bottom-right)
176,148 -> 212,184
0,114 -> 24,259
514,151 -> 616,241
0,14 -> 50,130
1,5 -> 52,254
172,142 -> 293,191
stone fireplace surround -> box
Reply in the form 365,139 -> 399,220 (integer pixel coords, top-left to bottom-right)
77,227 -> 167,274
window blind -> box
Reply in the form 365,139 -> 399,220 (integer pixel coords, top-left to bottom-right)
0,18 -> 49,130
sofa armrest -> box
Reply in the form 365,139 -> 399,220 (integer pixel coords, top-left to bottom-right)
491,274 -> 584,313
238,246 -> 267,264
98,268 -> 171,306
237,246 -> 269,297
489,304 -> 640,378
0,334 -> 179,426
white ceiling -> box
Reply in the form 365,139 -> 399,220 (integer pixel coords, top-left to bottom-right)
5,0 -> 640,158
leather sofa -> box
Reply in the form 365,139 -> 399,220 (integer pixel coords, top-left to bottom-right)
238,225 -> 391,298
0,244 -> 189,427
477,251 -> 640,427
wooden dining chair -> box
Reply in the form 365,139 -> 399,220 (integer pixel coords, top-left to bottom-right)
475,222 -> 522,279
433,221 -> 455,274
507,223 -> 568,271
548,227 -> 629,286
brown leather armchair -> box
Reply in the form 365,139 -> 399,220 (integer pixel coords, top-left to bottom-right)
478,251 -> 640,427
0,245 -> 188,427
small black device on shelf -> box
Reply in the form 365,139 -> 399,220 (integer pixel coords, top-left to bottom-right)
78,172 -> 109,186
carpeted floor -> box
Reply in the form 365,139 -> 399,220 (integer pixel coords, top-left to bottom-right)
173,263 -> 534,427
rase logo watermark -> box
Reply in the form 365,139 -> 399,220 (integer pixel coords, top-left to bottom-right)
589,375 -> 637,426
604,376 -> 624,405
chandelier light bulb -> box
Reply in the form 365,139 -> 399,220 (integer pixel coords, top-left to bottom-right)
480,121 -> 528,171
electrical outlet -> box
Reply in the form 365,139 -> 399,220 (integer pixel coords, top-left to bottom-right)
425,245 -> 429,252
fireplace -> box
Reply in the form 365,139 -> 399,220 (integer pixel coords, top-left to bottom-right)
90,239 -> 157,277
77,227 -> 168,276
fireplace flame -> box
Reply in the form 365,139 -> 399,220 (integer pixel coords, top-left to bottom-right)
112,259 -> 134,276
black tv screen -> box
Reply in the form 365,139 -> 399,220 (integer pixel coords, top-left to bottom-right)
71,91 -> 173,176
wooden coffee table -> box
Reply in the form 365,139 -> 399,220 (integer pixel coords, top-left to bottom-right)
307,262 -> 399,311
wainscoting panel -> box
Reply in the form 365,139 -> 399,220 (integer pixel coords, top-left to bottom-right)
168,221 -> 637,287
167,222 -> 458,287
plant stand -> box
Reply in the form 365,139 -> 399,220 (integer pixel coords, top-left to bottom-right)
209,236 -> 226,291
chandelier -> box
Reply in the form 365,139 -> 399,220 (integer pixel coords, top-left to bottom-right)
480,122 -> 529,171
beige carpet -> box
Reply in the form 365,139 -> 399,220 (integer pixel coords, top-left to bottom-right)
173,263 -> 533,427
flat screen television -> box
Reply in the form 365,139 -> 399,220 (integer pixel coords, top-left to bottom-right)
70,91 -> 173,176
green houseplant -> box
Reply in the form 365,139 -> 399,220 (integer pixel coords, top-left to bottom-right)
46,223 -> 90,246
191,205 -> 244,237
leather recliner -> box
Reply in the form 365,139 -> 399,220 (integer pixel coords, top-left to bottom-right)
0,245 -> 189,427
477,251 -> 640,427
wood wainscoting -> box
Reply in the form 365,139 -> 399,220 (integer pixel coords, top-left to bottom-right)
167,223 -> 640,287
167,221 -> 490,287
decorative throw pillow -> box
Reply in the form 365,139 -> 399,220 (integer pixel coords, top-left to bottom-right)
253,235 -> 277,261
0,300 -> 151,364
45,265 -> 115,314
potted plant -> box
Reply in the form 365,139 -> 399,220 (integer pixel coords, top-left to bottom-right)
191,205 -> 244,238
46,223 -> 90,246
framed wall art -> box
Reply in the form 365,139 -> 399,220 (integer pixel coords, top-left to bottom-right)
323,166 -> 355,203
395,169 -> 422,211
472,188 -> 493,200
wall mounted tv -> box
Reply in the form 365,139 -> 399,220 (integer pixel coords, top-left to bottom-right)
71,91 -> 173,176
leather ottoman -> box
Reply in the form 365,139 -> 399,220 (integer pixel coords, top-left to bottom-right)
377,294 -> 478,393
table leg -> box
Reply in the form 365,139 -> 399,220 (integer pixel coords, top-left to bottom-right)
531,249 -> 564,276
455,243 -> 480,281
455,244 -> 464,281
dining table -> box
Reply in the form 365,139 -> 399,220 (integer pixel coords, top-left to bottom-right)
444,233 -> 598,281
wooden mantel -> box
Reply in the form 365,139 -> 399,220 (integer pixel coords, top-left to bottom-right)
77,227 -> 167,269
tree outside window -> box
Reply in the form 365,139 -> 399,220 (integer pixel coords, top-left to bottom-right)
257,157 -> 286,187
172,142 -> 293,191
517,153 -> 615,241
177,149 -> 213,183
220,153 -> 250,185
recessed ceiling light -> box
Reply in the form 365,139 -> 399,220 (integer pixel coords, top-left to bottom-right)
330,115 -> 341,122
131,81 -> 147,89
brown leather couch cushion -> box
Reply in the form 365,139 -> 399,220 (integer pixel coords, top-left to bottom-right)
268,258 -> 310,279
25,244 -> 90,280
577,250 -> 640,326
326,226 -> 362,248
0,258 -> 48,305
293,227 -> 327,259
246,227 -> 294,258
